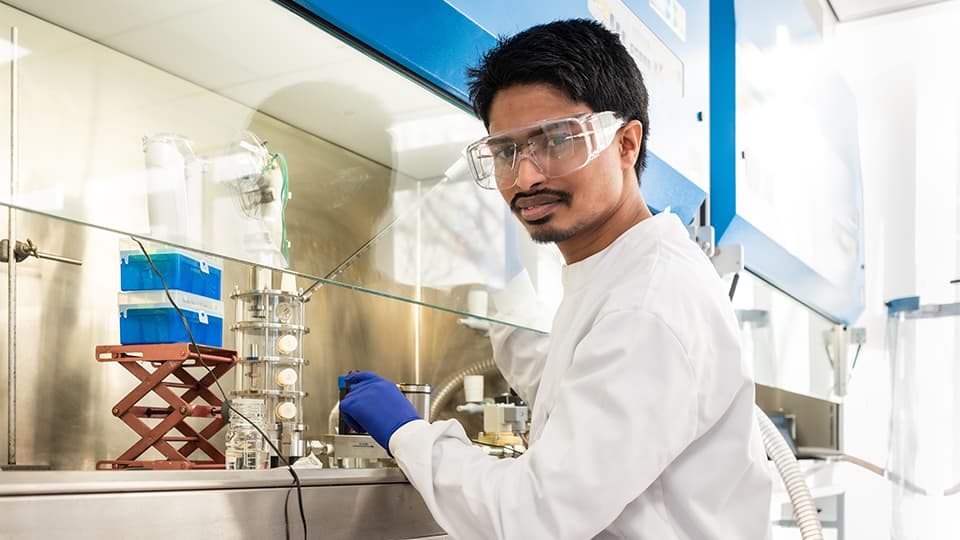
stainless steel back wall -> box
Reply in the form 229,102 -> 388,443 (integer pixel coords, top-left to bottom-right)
0,4 -> 511,470
0,117 -> 505,471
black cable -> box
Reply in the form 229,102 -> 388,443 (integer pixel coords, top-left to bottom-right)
131,236 -> 307,538
728,272 -> 740,301
849,343 -> 863,372
470,439 -> 525,455
284,487 -> 293,540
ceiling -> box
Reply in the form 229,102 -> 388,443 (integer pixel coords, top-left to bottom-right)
827,0 -> 953,21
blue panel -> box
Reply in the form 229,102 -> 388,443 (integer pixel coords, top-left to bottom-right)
886,296 -> 920,316
710,0 -> 737,240
722,216 -> 863,323
289,0 -> 497,103
710,0 -> 866,324
644,152 -> 706,225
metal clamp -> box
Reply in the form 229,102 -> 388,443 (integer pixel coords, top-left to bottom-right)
823,325 -> 867,397
0,238 -> 82,266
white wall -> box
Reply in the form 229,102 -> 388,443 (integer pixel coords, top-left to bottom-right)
836,2 -> 960,537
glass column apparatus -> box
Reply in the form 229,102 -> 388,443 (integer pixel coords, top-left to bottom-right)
231,269 -> 308,462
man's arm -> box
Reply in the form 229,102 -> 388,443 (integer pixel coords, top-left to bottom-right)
488,323 -> 549,409
487,270 -> 553,407
391,309 -> 699,539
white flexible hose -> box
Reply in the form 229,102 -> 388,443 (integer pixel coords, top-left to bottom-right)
755,405 -> 824,540
429,358 -> 498,420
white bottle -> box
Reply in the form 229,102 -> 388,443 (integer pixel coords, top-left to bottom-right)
224,398 -> 269,470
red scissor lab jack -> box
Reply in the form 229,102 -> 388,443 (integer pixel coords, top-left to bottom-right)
95,343 -> 237,470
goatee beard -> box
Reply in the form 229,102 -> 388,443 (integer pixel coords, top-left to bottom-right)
528,221 -> 586,244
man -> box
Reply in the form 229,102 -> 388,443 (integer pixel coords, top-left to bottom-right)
340,19 -> 772,539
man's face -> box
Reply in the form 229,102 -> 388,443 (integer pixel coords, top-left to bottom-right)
487,84 -> 630,246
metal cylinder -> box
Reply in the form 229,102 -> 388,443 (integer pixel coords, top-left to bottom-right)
398,383 -> 432,423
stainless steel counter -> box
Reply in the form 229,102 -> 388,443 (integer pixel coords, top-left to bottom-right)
0,466 -> 407,495
0,468 -> 447,539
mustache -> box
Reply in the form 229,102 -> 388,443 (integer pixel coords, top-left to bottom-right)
510,189 -> 571,212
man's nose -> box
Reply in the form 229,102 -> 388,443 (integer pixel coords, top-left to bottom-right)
513,152 -> 546,192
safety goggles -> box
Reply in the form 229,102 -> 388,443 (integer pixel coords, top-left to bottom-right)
464,111 -> 626,190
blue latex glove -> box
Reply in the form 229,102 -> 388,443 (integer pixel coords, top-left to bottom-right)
339,371 -> 421,453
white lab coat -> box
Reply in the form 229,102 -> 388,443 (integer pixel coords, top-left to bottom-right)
390,212 -> 773,539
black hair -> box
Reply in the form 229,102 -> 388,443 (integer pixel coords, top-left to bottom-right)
467,18 -> 650,180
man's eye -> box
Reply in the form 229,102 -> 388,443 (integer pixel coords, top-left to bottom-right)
546,135 -> 572,148
492,145 -> 517,161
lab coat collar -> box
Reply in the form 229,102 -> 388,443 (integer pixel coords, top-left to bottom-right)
561,211 -> 683,293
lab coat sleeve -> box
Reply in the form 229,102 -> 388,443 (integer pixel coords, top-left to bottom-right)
488,270 -> 552,408
390,309 -> 699,540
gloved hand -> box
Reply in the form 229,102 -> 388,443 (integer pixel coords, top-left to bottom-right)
339,371 -> 421,453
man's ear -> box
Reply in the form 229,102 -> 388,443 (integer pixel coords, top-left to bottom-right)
618,120 -> 643,170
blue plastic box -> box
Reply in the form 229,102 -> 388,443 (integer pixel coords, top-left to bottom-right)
120,240 -> 223,300
119,290 -> 224,347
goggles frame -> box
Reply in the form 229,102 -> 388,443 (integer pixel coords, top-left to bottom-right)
464,111 -> 626,190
